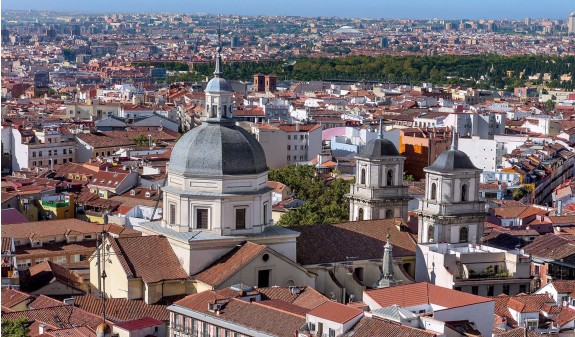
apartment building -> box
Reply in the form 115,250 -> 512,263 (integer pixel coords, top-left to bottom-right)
6,126 -> 76,171
253,123 -> 322,168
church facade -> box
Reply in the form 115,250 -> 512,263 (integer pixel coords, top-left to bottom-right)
415,134 -> 532,296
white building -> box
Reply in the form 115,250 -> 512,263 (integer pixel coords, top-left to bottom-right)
443,111 -> 505,139
362,282 -> 495,337
7,126 -> 76,171
252,123 -> 322,168
458,137 -> 505,171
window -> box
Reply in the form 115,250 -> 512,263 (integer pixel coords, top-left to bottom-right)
329,329 -> 335,337
300,135 -> 304,140
39,151 -> 43,157
459,227 -> 468,243
461,184 -> 468,202
169,204 -> 176,225
54,150 -> 58,155
387,169 -> 394,186
526,320 -> 538,330
53,256 -> 67,264
258,269 -> 271,288
427,225 -> 434,242
32,151 -> 36,157
385,209 -> 393,219
519,284 -> 527,294
63,149 -> 67,154
263,202 -> 268,225
17,259 -> 32,268
287,145 -> 290,150
235,208 -> 246,229
288,135 -> 291,140
360,168 -> 366,185
503,284 -> 510,295
48,150 -> 52,156
196,208 -> 209,229
431,183 -> 437,200
358,208 -> 364,221
471,286 -> 479,295
309,323 -> 316,331
287,155 -> 291,161
35,257 -> 49,264
354,267 -> 364,281
487,285 -> 494,296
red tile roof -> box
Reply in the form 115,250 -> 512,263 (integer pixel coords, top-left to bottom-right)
20,261 -> 88,294
307,300 -> 363,324
114,317 -> 164,331
194,242 -> 266,287
108,235 -> 189,284
289,219 -> 416,265
1,288 -> 32,309
173,290 -> 305,337
364,282 -> 492,309
72,295 -> 171,322
1,208 -> 28,224
345,316 -> 435,337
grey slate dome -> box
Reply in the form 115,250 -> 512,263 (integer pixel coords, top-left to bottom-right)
168,121 -> 268,176
357,138 -> 400,159
206,77 -> 233,93
426,149 -> 479,173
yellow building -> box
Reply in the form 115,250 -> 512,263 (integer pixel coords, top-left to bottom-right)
40,194 -> 75,220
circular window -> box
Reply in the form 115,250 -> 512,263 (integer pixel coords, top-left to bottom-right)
262,253 -> 270,262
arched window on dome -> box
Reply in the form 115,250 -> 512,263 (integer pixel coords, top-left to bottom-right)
360,168 -> 366,185
461,184 -> 468,202
427,225 -> 434,242
385,209 -> 393,219
387,169 -> 394,186
358,208 -> 364,221
459,227 -> 468,243
431,183 -> 437,200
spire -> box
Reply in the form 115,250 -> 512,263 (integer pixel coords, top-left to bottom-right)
377,117 -> 383,140
450,130 -> 457,151
213,24 -> 223,78
376,233 -> 397,288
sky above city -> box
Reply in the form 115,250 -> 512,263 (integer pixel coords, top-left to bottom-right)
2,0 -> 572,20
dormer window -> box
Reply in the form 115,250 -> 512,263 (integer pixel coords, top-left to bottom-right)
145,192 -> 151,198
130,190 -> 136,196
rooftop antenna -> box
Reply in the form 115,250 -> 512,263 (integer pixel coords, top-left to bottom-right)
450,130 -> 457,151
377,117 -> 383,140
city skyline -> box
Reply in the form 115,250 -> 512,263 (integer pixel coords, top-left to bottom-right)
1,0 -> 573,20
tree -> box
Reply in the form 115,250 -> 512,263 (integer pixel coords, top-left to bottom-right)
2,317 -> 30,337
132,134 -> 150,147
269,165 -> 353,227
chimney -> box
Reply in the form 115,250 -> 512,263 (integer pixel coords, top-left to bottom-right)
558,200 -> 563,216
39,324 -> 46,335
295,123 -> 300,132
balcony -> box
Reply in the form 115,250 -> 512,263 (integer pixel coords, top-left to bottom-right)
41,200 -> 70,208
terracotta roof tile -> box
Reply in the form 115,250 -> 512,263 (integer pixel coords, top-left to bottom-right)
108,235 -> 188,284
343,316 -> 435,337
288,219 -> 416,265
1,288 -> 32,309
172,290 -> 305,337
257,286 -> 328,310
20,261 -> 88,294
307,300 -> 363,324
194,242 -> 266,287
72,294 -> 170,322
364,282 -> 492,309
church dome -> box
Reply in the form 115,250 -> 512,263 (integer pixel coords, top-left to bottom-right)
168,121 -> 268,176
357,138 -> 400,159
206,77 -> 232,93
426,149 -> 479,173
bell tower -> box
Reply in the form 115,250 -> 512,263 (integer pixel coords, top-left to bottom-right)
416,133 -> 485,244
347,121 -> 410,221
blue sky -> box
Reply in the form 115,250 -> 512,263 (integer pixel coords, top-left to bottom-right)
1,0 -> 572,20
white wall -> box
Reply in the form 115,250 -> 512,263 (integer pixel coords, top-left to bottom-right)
458,137 -> 498,171
434,302 -> 494,337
